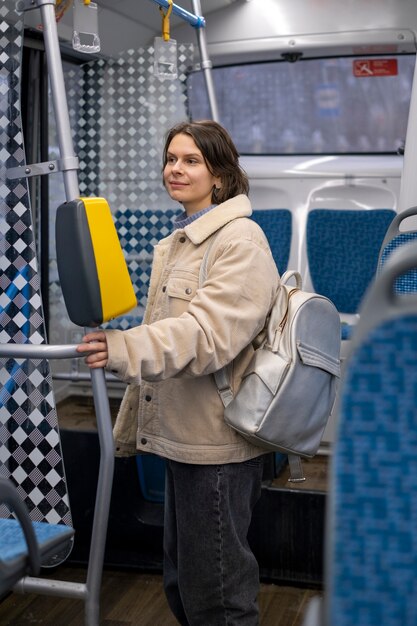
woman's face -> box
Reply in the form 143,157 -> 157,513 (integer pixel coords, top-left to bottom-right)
163,133 -> 221,215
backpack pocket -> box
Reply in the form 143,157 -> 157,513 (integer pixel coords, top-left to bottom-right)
224,348 -> 289,435
297,341 -> 341,378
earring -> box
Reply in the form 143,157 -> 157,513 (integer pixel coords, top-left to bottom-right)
213,186 -> 221,202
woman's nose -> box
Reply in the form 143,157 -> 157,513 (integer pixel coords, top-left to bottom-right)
172,159 -> 183,172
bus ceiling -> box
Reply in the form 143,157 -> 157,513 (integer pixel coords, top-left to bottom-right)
20,1 -> 417,63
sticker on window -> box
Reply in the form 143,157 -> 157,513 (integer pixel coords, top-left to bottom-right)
353,59 -> 398,77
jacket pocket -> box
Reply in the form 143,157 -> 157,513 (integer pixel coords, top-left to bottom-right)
113,385 -> 139,456
166,269 -> 199,317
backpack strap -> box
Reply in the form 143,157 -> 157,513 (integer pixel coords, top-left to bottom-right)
280,270 -> 302,288
199,229 -> 234,408
213,368 -> 234,408
201,238 -> 306,481
198,229 -> 220,287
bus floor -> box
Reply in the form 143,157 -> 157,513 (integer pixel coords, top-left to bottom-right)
0,565 -> 319,625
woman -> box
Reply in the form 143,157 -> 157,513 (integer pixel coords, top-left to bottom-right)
77,120 -> 279,625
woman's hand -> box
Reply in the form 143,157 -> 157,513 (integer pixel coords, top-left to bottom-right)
76,331 -> 109,369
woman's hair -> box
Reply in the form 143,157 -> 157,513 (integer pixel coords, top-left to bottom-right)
162,120 -> 249,204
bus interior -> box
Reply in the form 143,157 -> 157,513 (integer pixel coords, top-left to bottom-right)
1,0 -> 417,624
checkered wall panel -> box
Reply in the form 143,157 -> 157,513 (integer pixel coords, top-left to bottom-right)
0,1 -> 72,550
105,207 -> 182,329
49,44 -> 193,335
70,45 -> 193,208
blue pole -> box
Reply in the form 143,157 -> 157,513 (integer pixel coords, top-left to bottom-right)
149,0 -> 206,28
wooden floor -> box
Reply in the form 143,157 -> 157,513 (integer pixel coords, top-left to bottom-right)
0,565 -> 320,625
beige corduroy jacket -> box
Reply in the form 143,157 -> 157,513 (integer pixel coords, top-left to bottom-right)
106,195 -> 279,464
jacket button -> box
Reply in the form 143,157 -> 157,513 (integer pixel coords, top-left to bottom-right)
162,286 -> 166,292
141,438 -> 147,445
179,236 -> 186,243
145,395 -> 152,402
185,287 -> 192,295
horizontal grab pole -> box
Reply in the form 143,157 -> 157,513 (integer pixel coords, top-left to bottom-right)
14,577 -> 86,600
53,372 -> 119,382
0,344 -> 80,360
148,0 -> 205,28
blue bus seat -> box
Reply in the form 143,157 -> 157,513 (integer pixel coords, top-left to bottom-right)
0,477 -> 74,597
136,455 -> 166,503
378,206 -> 417,293
251,209 -> 292,274
304,240 -> 417,626
306,209 -> 395,340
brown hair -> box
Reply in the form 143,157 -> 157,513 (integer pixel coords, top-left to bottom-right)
162,120 -> 249,204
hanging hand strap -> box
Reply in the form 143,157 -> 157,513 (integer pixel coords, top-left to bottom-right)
159,0 -> 173,41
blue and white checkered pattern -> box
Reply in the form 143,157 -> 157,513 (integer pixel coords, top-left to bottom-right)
107,208 -> 181,328
0,1 -> 72,562
48,44 -> 194,337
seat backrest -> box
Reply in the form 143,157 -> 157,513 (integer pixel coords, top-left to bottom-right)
307,209 -> 395,313
323,240 -> 417,626
251,209 -> 292,275
378,206 -> 417,294
0,477 -> 74,596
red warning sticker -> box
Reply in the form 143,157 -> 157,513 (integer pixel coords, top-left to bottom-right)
353,59 -> 398,77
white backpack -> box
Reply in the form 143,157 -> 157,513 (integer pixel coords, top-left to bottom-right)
200,238 -> 341,462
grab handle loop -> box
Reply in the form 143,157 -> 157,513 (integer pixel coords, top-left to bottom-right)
159,0 -> 173,41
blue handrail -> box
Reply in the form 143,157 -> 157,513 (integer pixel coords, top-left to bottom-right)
148,0 -> 206,28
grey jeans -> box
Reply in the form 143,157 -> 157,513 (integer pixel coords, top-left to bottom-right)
163,456 -> 265,626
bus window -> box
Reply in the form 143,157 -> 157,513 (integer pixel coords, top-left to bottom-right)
187,55 -> 414,155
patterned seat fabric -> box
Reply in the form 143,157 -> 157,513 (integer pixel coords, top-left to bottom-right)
307,209 -> 395,341
327,314 -> 417,626
378,231 -> 417,293
251,209 -> 292,275
307,209 -> 395,314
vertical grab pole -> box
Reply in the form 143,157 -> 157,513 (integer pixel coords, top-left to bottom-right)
398,56 -> 417,213
190,0 -> 220,122
38,0 -> 79,200
37,3 -> 114,624
84,361 -> 115,625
